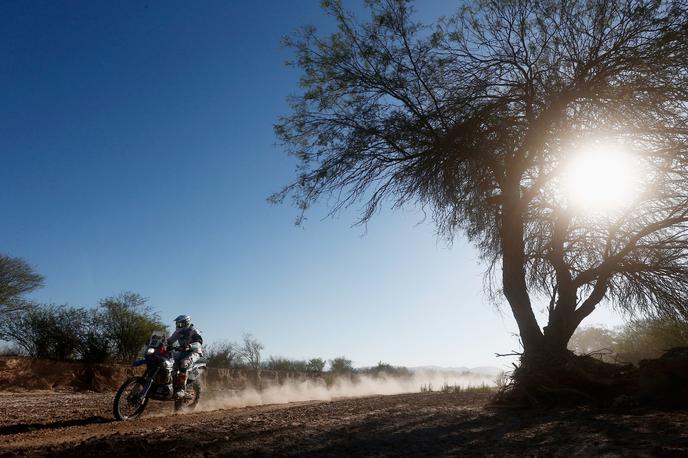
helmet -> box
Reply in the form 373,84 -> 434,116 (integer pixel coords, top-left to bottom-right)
174,314 -> 191,329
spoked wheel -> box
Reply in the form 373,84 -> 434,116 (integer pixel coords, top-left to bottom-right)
174,380 -> 201,412
113,377 -> 149,420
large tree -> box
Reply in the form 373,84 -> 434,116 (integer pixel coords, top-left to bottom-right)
274,0 -> 688,366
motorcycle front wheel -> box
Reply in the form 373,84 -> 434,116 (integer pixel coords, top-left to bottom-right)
174,380 -> 201,412
113,376 -> 150,421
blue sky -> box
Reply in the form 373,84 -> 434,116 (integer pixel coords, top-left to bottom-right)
0,1 -> 623,368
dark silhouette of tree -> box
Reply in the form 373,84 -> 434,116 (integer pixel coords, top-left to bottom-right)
0,254 -> 44,313
274,0 -> 688,366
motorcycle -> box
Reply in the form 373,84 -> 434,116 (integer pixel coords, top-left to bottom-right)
113,331 -> 207,420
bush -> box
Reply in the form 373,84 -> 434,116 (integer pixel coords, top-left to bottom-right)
329,356 -> 353,374
260,356 -> 326,373
306,357 -> 326,373
78,310 -> 111,362
264,356 -> 308,372
615,319 -> 688,365
569,318 -> 688,365
0,303 -> 88,360
439,382 -> 494,394
360,361 -> 411,378
206,340 -> 243,368
0,292 -> 165,362
99,292 -> 166,362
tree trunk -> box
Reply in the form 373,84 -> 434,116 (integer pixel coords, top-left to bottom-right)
541,290 -> 579,358
500,191 -> 543,354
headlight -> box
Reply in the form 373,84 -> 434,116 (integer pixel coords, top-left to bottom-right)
146,347 -> 155,355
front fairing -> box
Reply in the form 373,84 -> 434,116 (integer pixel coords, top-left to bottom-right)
146,352 -> 174,366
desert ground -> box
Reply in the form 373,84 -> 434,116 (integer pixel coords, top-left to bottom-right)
1,390 -> 687,457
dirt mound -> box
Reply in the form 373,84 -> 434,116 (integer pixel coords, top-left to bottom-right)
0,357 -> 322,393
0,357 -> 136,393
637,346 -> 688,406
496,346 -> 688,408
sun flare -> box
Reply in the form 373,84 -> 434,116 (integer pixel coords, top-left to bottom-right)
562,140 -> 640,213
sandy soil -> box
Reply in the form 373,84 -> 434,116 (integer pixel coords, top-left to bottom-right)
1,391 -> 687,457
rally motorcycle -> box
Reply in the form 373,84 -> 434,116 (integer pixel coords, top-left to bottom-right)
113,331 -> 207,420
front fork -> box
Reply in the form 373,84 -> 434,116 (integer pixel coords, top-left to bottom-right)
140,367 -> 160,399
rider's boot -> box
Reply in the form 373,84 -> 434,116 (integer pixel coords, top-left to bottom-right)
174,372 -> 188,399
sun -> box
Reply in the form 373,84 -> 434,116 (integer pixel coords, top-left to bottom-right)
562,140 -> 640,213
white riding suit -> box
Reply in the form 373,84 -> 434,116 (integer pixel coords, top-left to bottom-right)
167,325 -> 203,391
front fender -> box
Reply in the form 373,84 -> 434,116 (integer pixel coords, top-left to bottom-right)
132,359 -> 147,367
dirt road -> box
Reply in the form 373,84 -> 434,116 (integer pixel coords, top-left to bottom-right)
1,391 -> 687,457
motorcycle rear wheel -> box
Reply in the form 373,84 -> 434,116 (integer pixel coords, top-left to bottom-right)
113,376 -> 149,421
174,380 -> 201,412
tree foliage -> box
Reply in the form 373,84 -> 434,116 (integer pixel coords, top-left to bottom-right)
616,319 -> 688,364
361,361 -> 411,377
570,319 -> 688,364
0,254 -> 44,314
0,293 -> 164,362
265,356 -> 308,372
206,340 -> 243,368
275,0 -> 688,355
0,304 -> 89,360
98,292 -> 166,362
264,356 -> 329,372
329,356 -> 354,373
306,357 -> 326,373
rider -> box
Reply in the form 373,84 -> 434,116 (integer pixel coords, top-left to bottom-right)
167,314 -> 203,399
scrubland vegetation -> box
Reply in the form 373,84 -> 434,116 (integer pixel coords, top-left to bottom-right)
0,292 -> 164,362
205,342 -> 414,378
569,318 -> 688,365
0,254 -> 166,362
3,252 -> 688,385
0,255 -> 439,378
420,382 -> 494,394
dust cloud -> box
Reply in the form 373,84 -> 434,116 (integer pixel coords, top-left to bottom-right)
198,370 -> 498,411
